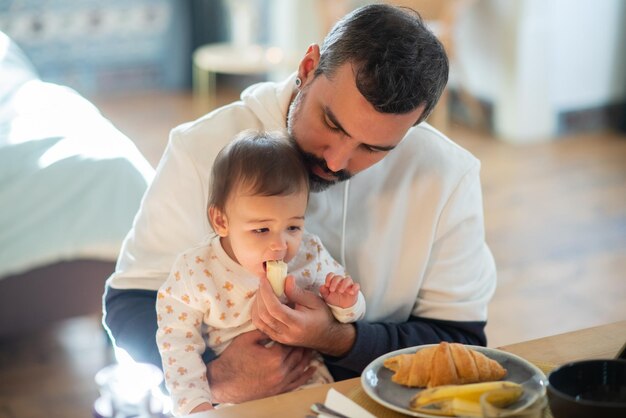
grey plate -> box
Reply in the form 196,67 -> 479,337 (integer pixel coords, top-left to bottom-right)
360,344 -> 546,417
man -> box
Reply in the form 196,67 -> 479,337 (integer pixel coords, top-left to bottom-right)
104,4 -> 496,404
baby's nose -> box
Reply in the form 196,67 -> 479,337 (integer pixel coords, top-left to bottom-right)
269,237 -> 287,253
270,244 -> 286,254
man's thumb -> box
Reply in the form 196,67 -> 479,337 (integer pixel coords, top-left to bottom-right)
284,275 -> 317,306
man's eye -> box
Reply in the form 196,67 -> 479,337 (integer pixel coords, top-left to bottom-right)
362,144 -> 382,154
324,117 -> 340,132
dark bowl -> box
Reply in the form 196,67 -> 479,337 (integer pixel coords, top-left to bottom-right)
547,359 -> 626,418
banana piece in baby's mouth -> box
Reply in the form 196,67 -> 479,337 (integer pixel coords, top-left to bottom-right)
266,260 -> 288,297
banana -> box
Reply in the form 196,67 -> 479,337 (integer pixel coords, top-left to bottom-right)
481,387 -> 525,408
450,398 -> 482,417
410,381 -> 523,416
409,398 -> 484,417
412,381 -> 522,406
410,400 -> 456,416
266,260 -> 288,297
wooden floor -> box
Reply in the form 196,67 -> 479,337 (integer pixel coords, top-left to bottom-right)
1,88 -> 624,418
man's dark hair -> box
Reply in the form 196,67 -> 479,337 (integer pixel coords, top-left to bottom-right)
208,130 -> 310,215
314,3 -> 448,125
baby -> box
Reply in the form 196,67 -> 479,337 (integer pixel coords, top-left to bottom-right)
156,130 -> 365,416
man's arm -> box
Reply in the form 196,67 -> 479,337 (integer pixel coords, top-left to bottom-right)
103,286 -> 210,368
322,317 -> 486,380
251,277 -> 486,380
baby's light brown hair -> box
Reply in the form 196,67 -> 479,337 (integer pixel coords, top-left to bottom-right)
208,130 -> 310,221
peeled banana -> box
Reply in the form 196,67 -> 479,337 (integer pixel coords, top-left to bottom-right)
410,381 -> 523,417
266,260 -> 288,297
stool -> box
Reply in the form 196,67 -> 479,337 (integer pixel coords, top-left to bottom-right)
192,42 -> 299,110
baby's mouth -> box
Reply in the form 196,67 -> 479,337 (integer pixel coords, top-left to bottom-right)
263,260 -> 283,272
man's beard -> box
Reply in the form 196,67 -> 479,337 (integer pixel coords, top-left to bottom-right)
287,87 -> 352,193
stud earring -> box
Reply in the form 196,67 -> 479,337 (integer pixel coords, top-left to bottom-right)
295,77 -> 302,88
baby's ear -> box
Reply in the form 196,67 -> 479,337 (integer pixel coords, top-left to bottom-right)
208,206 -> 229,237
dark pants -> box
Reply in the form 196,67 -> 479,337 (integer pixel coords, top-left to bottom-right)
103,286 -> 164,369
103,286 -> 217,370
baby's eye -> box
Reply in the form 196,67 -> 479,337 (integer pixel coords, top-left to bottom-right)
287,226 -> 302,232
252,228 -> 269,234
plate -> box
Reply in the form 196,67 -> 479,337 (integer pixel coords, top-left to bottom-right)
361,344 -> 546,418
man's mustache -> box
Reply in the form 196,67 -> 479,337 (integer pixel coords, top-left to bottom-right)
300,150 -> 351,182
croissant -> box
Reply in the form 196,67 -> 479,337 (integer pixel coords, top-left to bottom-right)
383,342 -> 507,388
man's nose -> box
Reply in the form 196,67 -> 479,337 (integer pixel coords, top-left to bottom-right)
323,140 -> 353,172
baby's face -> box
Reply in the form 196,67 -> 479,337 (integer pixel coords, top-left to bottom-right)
220,190 -> 307,278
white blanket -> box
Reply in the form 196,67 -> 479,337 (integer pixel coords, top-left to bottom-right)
0,33 -> 154,278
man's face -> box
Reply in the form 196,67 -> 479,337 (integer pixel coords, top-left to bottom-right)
287,63 -> 425,192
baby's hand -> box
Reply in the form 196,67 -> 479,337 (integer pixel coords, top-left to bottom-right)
319,273 -> 360,309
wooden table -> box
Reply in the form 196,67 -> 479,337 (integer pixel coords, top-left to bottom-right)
185,321 -> 626,417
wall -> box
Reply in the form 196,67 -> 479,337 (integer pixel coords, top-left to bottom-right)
0,0 -> 191,96
454,0 -> 626,142
265,0 -> 626,141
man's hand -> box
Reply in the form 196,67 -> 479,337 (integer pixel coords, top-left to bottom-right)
251,276 -> 356,356
190,403 -> 214,413
206,330 -> 315,404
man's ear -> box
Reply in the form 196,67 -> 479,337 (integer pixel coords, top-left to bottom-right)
297,43 -> 321,85
208,206 -> 228,237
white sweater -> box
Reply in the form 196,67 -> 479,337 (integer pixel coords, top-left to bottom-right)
108,74 -> 495,327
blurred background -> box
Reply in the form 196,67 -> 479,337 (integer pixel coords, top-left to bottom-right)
1,1 -> 625,417
2,0 -> 625,141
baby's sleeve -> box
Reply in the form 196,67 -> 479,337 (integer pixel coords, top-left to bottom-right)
307,235 -> 366,323
327,292 -> 366,323
156,254 -> 212,415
